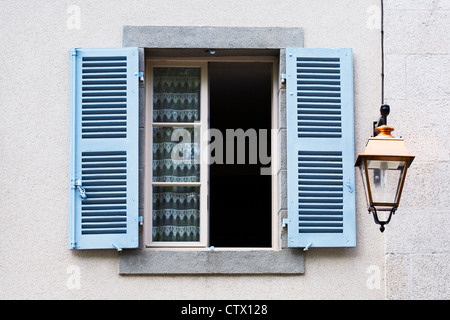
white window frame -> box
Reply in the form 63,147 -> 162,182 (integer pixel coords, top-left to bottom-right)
144,60 -> 209,247
144,56 -> 279,249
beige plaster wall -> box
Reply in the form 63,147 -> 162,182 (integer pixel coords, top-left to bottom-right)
383,0 -> 450,300
0,0 -> 386,299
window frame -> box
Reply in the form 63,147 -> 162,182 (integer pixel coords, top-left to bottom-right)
144,60 -> 209,248
143,56 -> 280,250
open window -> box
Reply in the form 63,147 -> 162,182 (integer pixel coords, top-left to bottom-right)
209,62 -> 272,248
144,57 -> 277,248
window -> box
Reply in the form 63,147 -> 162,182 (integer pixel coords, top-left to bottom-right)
68,26 -> 356,274
144,58 -> 277,248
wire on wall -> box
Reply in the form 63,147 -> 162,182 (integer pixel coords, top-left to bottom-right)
381,0 -> 385,105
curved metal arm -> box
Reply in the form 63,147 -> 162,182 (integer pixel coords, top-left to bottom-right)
369,206 -> 397,232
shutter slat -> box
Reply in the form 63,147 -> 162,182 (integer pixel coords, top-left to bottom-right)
286,48 -> 356,248
69,47 -> 139,250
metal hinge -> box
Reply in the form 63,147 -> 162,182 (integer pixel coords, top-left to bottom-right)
138,216 -> 144,226
282,218 -> 290,228
280,73 -> 287,89
135,71 -> 144,82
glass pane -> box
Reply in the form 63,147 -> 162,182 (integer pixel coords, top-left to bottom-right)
359,163 -> 370,208
152,186 -> 200,242
152,126 -> 200,182
367,160 -> 405,204
153,67 -> 200,123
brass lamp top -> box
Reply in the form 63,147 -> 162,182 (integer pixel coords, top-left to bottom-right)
355,125 -> 415,167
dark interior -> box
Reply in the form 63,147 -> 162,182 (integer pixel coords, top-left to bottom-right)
209,62 -> 272,247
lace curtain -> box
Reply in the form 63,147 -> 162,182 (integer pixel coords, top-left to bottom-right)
153,67 -> 200,123
152,67 -> 201,242
152,186 -> 200,241
152,126 -> 200,183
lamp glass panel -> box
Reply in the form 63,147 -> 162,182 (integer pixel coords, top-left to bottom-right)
367,160 -> 405,204
359,162 -> 371,208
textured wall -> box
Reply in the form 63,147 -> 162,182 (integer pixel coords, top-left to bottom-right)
383,0 -> 450,299
0,0 -> 386,299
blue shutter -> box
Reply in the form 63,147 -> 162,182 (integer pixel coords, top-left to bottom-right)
286,48 -> 356,248
69,48 -> 140,250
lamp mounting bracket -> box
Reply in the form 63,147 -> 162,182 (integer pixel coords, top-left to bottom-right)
373,104 -> 391,137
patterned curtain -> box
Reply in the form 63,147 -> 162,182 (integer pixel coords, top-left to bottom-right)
152,67 -> 201,242
152,126 -> 200,183
152,186 -> 200,242
153,67 -> 200,123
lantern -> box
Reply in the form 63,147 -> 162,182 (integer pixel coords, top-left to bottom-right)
355,106 -> 415,232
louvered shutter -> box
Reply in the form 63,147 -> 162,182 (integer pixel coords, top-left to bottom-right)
69,48 -> 140,250
286,48 -> 356,248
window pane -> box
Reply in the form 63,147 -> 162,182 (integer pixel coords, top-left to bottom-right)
152,126 -> 200,182
153,67 -> 201,123
152,186 -> 200,242
367,160 -> 405,204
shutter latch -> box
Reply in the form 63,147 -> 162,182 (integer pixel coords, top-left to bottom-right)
112,243 -> 122,252
73,179 -> 87,199
303,242 -> 313,251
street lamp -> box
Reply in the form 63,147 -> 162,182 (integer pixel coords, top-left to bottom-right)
355,105 -> 415,232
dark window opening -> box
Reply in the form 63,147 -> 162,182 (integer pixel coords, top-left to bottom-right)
209,62 -> 272,247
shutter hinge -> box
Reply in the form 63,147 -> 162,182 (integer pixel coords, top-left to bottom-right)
280,73 -> 287,88
138,216 -> 144,226
135,72 -> 144,82
282,218 -> 290,228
